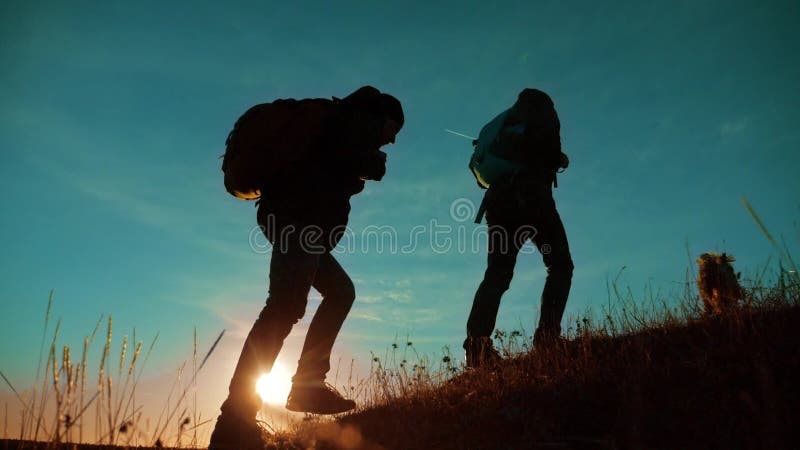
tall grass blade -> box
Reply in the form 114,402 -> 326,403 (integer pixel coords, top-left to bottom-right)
111,337 -> 143,445
153,362 -> 186,443
69,390 -> 100,426
34,318 -> 60,442
742,197 -> 778,248
193,326 -> 198,447
77,313 -> 102,445
197,330 -> 225,373
136,332 -> 159,381
28,290 -> 54,439
96,316 -> 112,441
98,316 -> 112,390
154,330 -> 224,444
118,335 -> 128,379
742,196 -> 800,283
0,371 -> 27,409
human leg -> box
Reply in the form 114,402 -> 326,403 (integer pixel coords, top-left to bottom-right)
464,223 -> 523,366
210,222 -> 320,447
286,252 -> 357,413
292,252 -> 356,383
530,204 -> 573,346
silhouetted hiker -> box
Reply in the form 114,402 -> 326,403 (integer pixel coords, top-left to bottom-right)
212,86 -> 403,449
464,88 -> 573,368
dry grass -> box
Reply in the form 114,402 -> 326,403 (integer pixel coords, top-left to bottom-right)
0,439 -> 183,449
258,200 -> 799,449
6,278 -> 799,450
4,200 -> 797,449
0,294 -> 223,449
256,265 -> 800,450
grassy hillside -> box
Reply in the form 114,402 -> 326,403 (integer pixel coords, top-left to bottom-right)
272,280 -> 800,450
0,440 -> 181,450
5,274 -> 798,449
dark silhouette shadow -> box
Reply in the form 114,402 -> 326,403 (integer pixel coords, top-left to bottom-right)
212,86 -> 404,449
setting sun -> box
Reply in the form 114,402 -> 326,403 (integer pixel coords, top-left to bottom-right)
256,363 -> 293,406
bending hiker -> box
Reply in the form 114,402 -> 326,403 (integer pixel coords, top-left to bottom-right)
212,86 -> 404,449
464,88 -> 573,367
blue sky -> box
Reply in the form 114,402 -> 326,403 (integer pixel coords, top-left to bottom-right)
1,0 -> 799,413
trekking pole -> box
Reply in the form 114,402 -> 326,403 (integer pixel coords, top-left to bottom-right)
444,129 -> 477,141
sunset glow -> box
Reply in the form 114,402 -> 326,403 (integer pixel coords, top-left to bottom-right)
2,1 -> 799,446
255,363 -> 293,406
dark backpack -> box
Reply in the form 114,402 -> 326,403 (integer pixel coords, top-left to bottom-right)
468,108 -> 524,189
469,89 -> 566,191
222,98 -> 334,200
501,91 -> 565,176
471,89 -> 568,223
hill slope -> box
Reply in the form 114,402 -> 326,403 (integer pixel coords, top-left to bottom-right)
304,300 -> 800,449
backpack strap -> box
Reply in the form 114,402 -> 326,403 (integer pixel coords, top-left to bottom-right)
474,193 -> 488,224
473,170 -> 521,224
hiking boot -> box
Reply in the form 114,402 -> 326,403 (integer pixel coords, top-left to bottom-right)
208,414 -> 267,450
285,382 -> 356,414
463,336 -> 502,368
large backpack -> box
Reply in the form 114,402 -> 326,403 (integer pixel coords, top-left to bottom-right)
468,108 -> 525,189
222,98 -> 333,200
469,89 -> 567,222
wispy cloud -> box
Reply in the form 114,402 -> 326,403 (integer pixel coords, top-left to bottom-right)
350,311 -> 384,322
358,295 -> 383,304
386,290 -> 412,303
4,105 -> 250,260
406,308 -> 443,324
719,117 -> 750,136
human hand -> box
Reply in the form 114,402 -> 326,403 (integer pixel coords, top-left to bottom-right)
359,149 -> 387,181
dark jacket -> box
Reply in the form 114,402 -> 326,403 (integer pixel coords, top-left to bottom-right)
503,89 -> 562,185
478,89 -> 563,224
258,100 -> 387,233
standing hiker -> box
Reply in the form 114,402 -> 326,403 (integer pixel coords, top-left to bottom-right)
464,88 -> 573,367
212,86 -> 403,449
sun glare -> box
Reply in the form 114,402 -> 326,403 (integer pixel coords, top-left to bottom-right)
256,363 -> 293,406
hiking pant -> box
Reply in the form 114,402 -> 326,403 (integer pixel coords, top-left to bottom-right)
466,181 -> 574,345
220,211 -> 355,419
